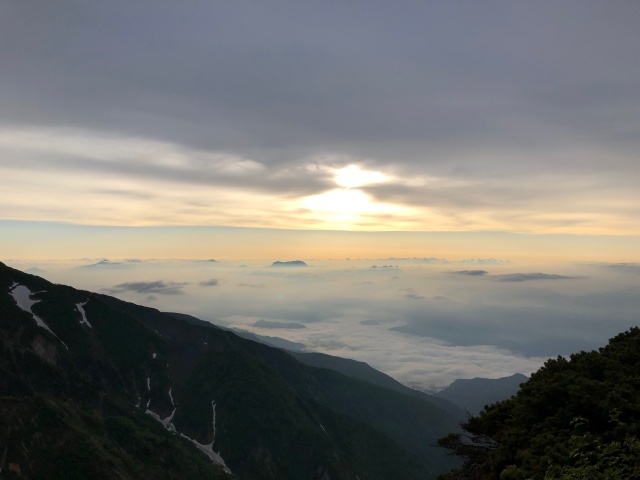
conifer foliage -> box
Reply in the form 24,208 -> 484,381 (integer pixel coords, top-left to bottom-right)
438,327 -> 640,480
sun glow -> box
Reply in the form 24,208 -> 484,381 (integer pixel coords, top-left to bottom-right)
303,189 -> 380,215
333,165 -> 389,188
297,164 -> 408,228
300,188 -> 405,229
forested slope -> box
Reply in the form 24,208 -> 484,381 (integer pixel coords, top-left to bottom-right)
438,327 -> 640,479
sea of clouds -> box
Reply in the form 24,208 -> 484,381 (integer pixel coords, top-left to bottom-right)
9,257 -> 640,391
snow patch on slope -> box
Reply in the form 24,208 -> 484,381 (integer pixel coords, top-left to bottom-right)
76,301 -> 92,328
146,406 -> 177,432
180,401 -> 230,473
184,434 -> 230,473
145,388 -> 178,432
9,284 -> 68,350
145,392 -> 230,474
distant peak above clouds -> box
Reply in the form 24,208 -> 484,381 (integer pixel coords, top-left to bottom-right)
458,259 -> 511,265
76,259 -> 142,269
380,258 -> 449,264
271,260 -> 308,267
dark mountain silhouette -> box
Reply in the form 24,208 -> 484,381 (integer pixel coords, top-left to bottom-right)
435,373 -> 528,415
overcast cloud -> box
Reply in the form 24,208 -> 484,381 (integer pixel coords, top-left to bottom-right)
1,1 -> 639,233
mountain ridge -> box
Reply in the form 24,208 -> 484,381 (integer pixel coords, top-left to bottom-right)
435,373 -> 528,415
0,261 -> 461,479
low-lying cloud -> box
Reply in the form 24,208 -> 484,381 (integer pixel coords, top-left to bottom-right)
601,263 -> 640,275
448,270 -> 489,276
400,287 -> 426,300
493,273 -> 580,282
109,280 -> 188,295
253,319 -> 306,329
28,258 -> 640,391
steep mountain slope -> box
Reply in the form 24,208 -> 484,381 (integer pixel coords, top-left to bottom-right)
0,265 -> 227,479
110,298 -> 462,475
0,262 -> 460,479
166,312 -> 307,351
290,351 -> 466,420
435,373 -> 528,415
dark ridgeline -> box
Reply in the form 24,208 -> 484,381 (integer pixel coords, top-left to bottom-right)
435,373 -> 528,416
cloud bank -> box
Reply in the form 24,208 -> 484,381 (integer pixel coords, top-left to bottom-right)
109,281 -> 188,295
253,319 -> 306,330
493,273 -> 580,282
22,257 -> 636,391
448,270 -> 489,276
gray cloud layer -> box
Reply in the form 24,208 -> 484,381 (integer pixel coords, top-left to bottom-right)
253,319 -> 306,330
1,1 -> 639,232
448,270 -> 489,276
3,2 -> 637,157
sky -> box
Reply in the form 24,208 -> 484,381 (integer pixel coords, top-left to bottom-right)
2,2 -> 640,388
1,1 -> 639,243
